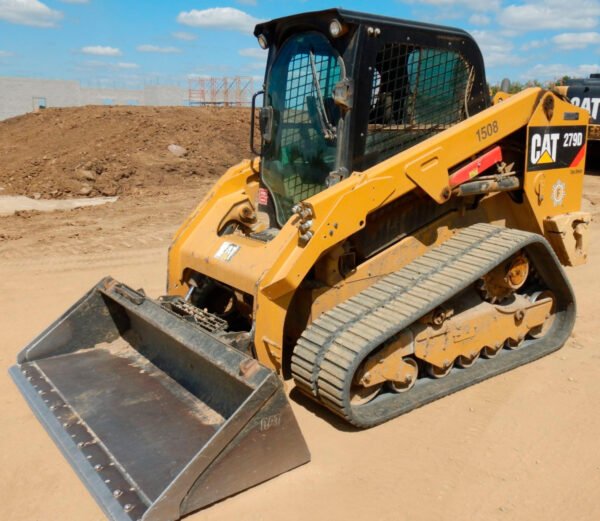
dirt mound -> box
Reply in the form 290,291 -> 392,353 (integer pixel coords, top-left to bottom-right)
0,105 -> 251,198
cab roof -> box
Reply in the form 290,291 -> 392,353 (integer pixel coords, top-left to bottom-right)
254,7 -> 475,42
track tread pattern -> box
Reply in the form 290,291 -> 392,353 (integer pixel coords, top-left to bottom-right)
291,224 -> 575,428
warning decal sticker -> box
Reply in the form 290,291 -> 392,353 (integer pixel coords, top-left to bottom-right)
527,125 -> 587,172
551,179 -> 566,207
214,241 -> 240,262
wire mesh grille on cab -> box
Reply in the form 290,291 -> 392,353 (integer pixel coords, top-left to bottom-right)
363,43 -> 474,169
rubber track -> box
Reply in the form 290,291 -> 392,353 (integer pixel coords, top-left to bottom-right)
291,223 -> 576,428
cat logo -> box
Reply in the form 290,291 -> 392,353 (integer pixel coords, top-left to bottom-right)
530,132 -> 559,165
527,126 -> 587,172
570,97 -> 600,121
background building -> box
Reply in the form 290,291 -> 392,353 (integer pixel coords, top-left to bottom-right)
0,76 -> 256,120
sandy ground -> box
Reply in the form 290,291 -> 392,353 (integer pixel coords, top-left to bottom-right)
0,194 -> 117,216
1,176 -> 600,521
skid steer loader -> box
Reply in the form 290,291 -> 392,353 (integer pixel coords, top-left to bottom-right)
10,8 -> 592,521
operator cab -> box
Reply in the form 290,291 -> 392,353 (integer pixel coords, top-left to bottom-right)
253,8 -> 489,227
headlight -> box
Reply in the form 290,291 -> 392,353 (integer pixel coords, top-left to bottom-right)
329,19 -> 346,38
257,33 -> 269,49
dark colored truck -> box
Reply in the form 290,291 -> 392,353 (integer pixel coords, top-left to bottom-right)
558,74 -> 600,168
562,74 -> 600,123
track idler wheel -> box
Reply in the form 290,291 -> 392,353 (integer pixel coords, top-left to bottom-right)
350,334 -> 419,405
388,358 -> 418,393
426,361 -> 453,379
505,336 -> 526,350
480,252 -> 530,302
528,291 -> 556,339
481,342 -> 504,359
456,350 -> 480,368
350,382 -> 383,406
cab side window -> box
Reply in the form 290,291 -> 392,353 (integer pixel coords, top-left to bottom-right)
363,43 -> 473,169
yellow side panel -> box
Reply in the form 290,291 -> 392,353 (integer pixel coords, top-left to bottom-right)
523,92 -> 589,232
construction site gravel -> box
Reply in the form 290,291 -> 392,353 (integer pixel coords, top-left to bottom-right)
1,106 -> 600,521
0,106 -> 249,199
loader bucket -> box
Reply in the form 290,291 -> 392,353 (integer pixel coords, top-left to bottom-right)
9,277 -> 310,521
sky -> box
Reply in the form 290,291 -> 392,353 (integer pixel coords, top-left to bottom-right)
0,0 -> 599,88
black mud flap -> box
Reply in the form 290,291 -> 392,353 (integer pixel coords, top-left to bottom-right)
9,277 -> 310,521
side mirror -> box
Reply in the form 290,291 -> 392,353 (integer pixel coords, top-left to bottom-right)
333,78 -> 353,110
260,106 -> 273,143
500,78 -> 511,92
250,90 -> 265,156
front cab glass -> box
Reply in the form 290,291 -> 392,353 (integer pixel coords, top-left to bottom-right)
261,32 -> 342,225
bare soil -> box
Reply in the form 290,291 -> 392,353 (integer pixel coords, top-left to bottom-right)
0,105 -> 249,198
1,108 -> 600,521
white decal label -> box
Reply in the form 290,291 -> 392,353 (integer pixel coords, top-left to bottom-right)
530,132 -> 560,165
552,179 -> 566,207
570,97 -> 600,120
214,241 -> 240,262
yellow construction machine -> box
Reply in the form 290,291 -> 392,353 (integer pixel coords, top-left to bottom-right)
495,75 -> 599,169
10,9 -> 592,521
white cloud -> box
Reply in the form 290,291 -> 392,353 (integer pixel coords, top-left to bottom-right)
244,61 -> 266,71
471,30 -> 525,68
81,60 -> 139,70
407,0 -> 500,12
177,7 -> 262,34
521,39 -> 548,51
525,63 -> 600,81
469,14 -> 490,25
552,32 -> 600,50
172,31 -> 197,41
0,0 -> 63,27
136,44 -> 181,54
116,62 -> 139,69
500,0 -> 600,30
81,45 -> 122,56
238,47 -> 267,59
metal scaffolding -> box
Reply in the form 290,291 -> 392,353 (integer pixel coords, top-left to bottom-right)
188,77 -> 256,106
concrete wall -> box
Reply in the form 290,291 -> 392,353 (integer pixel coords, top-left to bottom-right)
0,76 -> 189,120
0,77 -> 81,120
79,87 -> 144,107
144,85 -> 189,106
